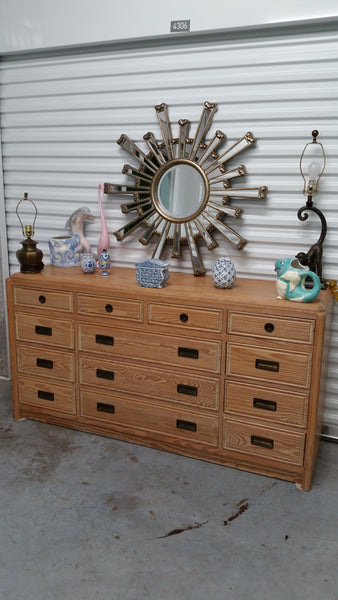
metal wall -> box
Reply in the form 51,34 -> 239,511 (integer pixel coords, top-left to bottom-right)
0,24 -> 337,434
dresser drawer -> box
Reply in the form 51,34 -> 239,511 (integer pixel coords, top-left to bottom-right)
78,324 -> 222,373
225,381 -> 308,428
13,286 -> 73,312
226,342 -> 312,388
15,313 -> 74,349
148,302 -> 223,332
223,418 -> 305,465
228,311 -> 314,344
81,390 -> 218,446
77,294 -> 143,322
17,344 -> 75,382
79,356 -> 220,410
18,378 -> 76,414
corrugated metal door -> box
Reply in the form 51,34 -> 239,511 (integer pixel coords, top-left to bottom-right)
0,24 -> 337,435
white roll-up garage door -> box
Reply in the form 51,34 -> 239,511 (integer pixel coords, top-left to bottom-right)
0,22 -> 337,436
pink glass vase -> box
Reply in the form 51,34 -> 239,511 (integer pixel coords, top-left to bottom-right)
96,183 -> 110,261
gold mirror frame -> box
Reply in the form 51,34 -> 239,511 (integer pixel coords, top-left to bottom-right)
104,101 -> 267,276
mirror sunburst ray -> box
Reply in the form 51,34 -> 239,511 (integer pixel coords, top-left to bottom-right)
104,102 -> 268,275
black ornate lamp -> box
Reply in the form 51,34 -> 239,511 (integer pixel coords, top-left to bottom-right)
16,192 -> 44,273
296,130 -> 327,289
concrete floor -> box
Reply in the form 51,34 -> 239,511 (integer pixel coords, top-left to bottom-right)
0,379 -> 337,600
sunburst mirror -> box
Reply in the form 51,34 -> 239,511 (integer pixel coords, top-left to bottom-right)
104,102 -> 267,276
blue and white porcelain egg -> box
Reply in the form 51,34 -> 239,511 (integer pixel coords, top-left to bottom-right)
212,257 -> 236,289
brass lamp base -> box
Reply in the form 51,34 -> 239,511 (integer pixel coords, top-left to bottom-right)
16,238 -> 44,274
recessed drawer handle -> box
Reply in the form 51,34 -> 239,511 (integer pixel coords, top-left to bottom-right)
255,358 -> 279,372
97,402 -> 115,414
176,419 -> 197,432
180,313 -> 189,323
251,434 -> 274,449
36,358 -> 54,370
177,384 -> 198,396
105,304 -> 113,313
38,295 -> 46,304
253,397 -> 277,412
178,347 -> 199,359
264,322 -> 275,333
35,325 -> 52,336
95,334 -> 114,346
38,390 -> 54,402
96,368 -> 115,381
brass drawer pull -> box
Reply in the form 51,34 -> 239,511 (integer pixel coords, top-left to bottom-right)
38,295 -> 46,304
36,358 -> 54,370
178,347 -> 199,359
264,322 -> 275,333
38,390 -> 54,402
97,402 -> 115,414
180,313 -> 189,323
95,334 -> 114,346
177,384 -> 198,396
255,358 -> 279,372
251,434 -> 274,449
35,325 -> 52,336
176,419 -> 197,432
253,397 -> 277,412
105,304 -> 113,313
96,368 -> 115,381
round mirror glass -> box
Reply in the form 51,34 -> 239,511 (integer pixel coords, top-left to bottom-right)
156,163 -> 207,221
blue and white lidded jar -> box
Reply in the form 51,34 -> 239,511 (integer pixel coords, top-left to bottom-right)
212,257 -> 236,289
98,249 -> 111,276
81,252 -> 96,273
135,259 -> 170,288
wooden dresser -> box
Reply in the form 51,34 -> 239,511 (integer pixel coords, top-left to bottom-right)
6,265 -> 332,490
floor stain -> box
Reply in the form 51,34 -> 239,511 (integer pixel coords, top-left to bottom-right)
223,500 -> 249,525
154,520 -> 208,539
127,454 -> 138,463
259,481 -> 278,495
0,425 -> 14,433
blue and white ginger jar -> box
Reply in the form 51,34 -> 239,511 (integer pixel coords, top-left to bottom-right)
212,257 -> 236,289
81,252 -> 96,273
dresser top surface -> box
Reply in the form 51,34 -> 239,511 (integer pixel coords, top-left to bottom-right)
7,265 -> 332,315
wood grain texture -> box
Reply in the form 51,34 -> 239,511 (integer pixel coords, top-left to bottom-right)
18,378 -> 76,414
6,265 -> 333,490
79,356 -> 220,410
14,286 -> 73,312
77,293 -> 143,322
15,313 -> 74,349
17,344 -> 75,382
223,418 -> 305,466
225,381 -> 308,427
228,311 -> 315,343
226,342 -> 312,388
148,302 -> 223,332
80,389 -> 219,447
78,323 -> 222,373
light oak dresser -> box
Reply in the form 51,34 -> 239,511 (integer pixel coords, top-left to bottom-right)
6,265 -> 332,490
